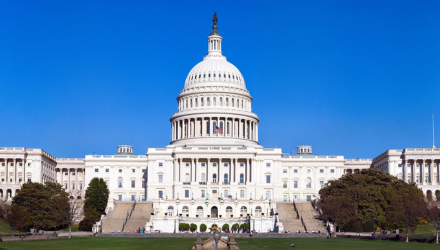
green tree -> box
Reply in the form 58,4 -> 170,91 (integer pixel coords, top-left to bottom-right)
179,223 -> 185,231
184,223 -> 190,231
222,224 -> 229,231
13,182 -> 69,230
6,204 -> 31,236
231,223 -> 239,232
200,224 -> 207,232
79,178 -> 109,231
190,223 -> 197,232
426,200 -> 440,244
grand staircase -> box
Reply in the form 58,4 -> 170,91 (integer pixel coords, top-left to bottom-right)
277,202 -> 326,232
101,202 -> 152,233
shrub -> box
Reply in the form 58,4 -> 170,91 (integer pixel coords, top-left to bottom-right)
222,224 -> 229,231
184,223 -> 190,231
200,224 -> 207,232
78,216 -> 96,231
190,223 -> 197,232
231,224 -> 239,232
179,223 -> 185,231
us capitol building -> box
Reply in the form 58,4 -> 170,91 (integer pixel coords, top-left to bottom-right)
1,15 -> 439,233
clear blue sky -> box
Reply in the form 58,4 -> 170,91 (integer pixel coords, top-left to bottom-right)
1,1 -> 439,158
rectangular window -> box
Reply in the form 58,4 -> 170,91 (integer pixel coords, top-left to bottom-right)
19,163 -> 22,166
142,181 -> 146,188
320,180 -> 324,188
159,162 -> 163,167
266,163 -> 271,167
28,163 -> 31,166
65,184 -> 67,189
106,169 -> 109,173
131,195 -> 135,201
186,163 -> 189,167
283,169 -> 287,173
131,180 -> 135,188
224,190 -> 228,198
28,178 -> 31,183
294,169 -> 298,173
159,191 -> 163,199
118,195 -> 122,201
398,164 -> 402,168
201,163 -> 206,167
266,191 -> 271,199
306,195 -> 311,201
294,181 -> 298,188
185,190 -> 189,198
142,169 -> 146,173
240,190 -> 245,198
80,183 -> 83,190
330,169 -> 335,173
19,178 -> 22,182
224,163 -> 228,167
132,169 -> 135,173
159,175 -> 163,183
142,195 -> 146,201
266,175 -> 271,183
320,169 -> 324,173
72,172 -> 76,175
95,169 -> 99,173
11,163 -> 14,166
1,163 -> 4,166
240,163 -> 244,167
213,163 -> 217,167
201,190 -> 205,198
283,181 -> 287,188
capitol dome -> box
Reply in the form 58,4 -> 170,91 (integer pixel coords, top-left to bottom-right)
170,14 -> 260,147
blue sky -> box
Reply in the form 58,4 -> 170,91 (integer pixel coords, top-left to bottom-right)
1,1 -> 439,158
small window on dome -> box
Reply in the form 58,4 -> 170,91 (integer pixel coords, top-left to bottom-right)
228,75 -> 231,78
224,74 -> 226,78
195,75 -> 197,79
214,73 -> 216,77
191,76 -> 193,80
204,74 -> 206,78
233,75 -> 235,79
219,74 -> 221,78
209,74 -> 211,77
199,74 -> 201,78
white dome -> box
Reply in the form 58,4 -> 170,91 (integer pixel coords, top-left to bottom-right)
184,56 -> 246,90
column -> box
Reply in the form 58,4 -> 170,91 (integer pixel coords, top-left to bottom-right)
244,121 -> 247,139
177,121 -> 181,139
195,158 -> 198,182
233,158 -> 237,183
403,160 -> 408,182
68,168 -> 71,191
219,158 -> 222,184
179,158 -> 182,182
238,119 -> 241,138
209,117 -> 212,136
256,124 -> 258,141
246,158 -> 250,183
171,122 -> 174,141
191,158 -> 195,183
422,160 -> 426,184
195,119 -> 199,137
75,169 -> 78,191
5,158 -> 8,183
430,160 -> 434,184
251,159 -> 256,183
23,159 -> 26,183
173,159 -> 176,182
232,119 -> 235,138
13,158 -> 17,184
207,158 -> 210,183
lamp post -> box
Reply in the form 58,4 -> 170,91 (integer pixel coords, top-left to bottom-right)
213,229 -> 220,250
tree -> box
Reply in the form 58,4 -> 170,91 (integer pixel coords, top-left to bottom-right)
6,204 -> 30,236
179,223 -> 185,231
13,182 -> 69,230
231,223 -> 239,232
320,195 -> 356,236
222,224 -> 229,232
64,190 -> 84,238
190,223 -> 197,232
79,178 -> 109,231
426,200 -> 440,244
200,224 -> 207,232
184,223 -> 190,231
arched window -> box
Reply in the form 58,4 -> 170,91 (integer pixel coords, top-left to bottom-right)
224,174 -> 228,183
220,97 -> 223,106
240,174 -> 244,183
185,173 -> 190,183
232,98 -> 235,107
226,206 -> 233,218
226,97 -> 229,106
206,121 -> 210,134
201,173 -> 206,182
118,177 -> 123,188
213,174 -> 217,183
197,206 -> 204,217
201,97 -> 204,106
207,97 -> 210,106
220,121 -> 223,131
186,99 -> 188,109
240,206 -> 247,214
190,99 -> 192,108
182,206 -> 189,216
168,206 -> 174,216
306,177 -> 312,188
213,97 -> 216,106
213,121 -> 217,134
255,206 -> 262,217
237,99 -> 239,108
195,98 -> 198,107
227,122 -> 230,135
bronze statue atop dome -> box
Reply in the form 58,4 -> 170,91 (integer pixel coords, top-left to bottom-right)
210,13 -> 219,36
212,13 -> 218,25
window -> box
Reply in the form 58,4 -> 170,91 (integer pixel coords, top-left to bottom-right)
186,163 -> 189,167
131,195 -> 135,201
240,190 -> 245,198
168,206 -> 174,216
294,169 -> 298,173
159,175 -> 163,183
240,163 -> 244,167
159,191 -> 163,199
330,169 -> 335,173
65,183 -> 67,189
226,206 -> 233,217
320,169 -> 324,173
131,180 -> 135,188
142,180 -> 146,188
80,183 -> 83,190
239,174 -> 244,183
118,177 -> 123,188
201,190 -> 205,198
132,169 -> 135,173
294,181 -> 298,188
182,206 -> 189,216
266,175 -> 271,183
119,169 -> 122,173
320,180 -> 324,188
72,183 -> 75,190
213,163 -> 217,167
306,177 -> 312,188
118,195 -> 122,201
224,190 -> 228,198
241,206 -> 247,215
72,172 -> 76,175
283,181 -> 287,188
142,169 -> 146,173
306,195 -> 312,201
266,163 -> 271,167
201,163 -> 206,167
224,174 -> 228,183
213,174 -> 217,183
201,173 -> 206,182
28,163 -> 31,166
266,191 -> 271,199
224,163 -> 228,167
19,163 -> 22,166
197,206 -> 203,217
398,164 -> 402,168
95,169 -> 99,173
255,206 -> 262,217
283,169 -> 287,173
142,195 -> 146,201
106,169 -> 109,173
185,190 -> 189,198
185,173 -> 190,182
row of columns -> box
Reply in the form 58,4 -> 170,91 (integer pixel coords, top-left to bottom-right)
402,159 -> 439,184
1,158 -> 28,184
171,117 -> 258,141
56,168 -> 85,192
178,96 -> 250,112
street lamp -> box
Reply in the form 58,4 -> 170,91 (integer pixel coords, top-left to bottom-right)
213,229 -> 221,250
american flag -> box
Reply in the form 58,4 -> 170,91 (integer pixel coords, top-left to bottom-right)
215,126 -> 223,135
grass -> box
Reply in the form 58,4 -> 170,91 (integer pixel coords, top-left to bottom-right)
59,224 -> 79,232
0,237 -> 439,250
0,219 -> 12,236
410,224 -> 437,237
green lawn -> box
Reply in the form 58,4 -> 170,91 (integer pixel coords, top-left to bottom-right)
0,237 -> 438,250
411,224 -> 437,237
0,220 -> 12,236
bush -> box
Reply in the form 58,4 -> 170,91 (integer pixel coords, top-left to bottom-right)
190,223 -> 197,232
231,224 -> 239,232
222,224 -> 229,231
211,224 -> 218,231
78,216 -> 96,231
184,223 -> 190,231
179,223 -> 185,231
200,224 -> 207,232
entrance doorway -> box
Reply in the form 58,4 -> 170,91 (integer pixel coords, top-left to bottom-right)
211,206 -> 218,218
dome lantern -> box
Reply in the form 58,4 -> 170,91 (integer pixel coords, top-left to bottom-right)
207,13 -> 222,57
